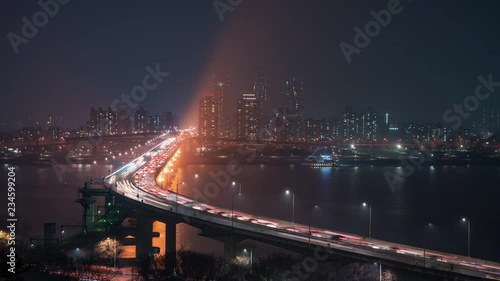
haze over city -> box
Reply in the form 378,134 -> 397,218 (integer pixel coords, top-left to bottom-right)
2,1 -> 500,130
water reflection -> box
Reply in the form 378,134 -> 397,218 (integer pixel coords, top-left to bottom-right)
3,163 -> 499,262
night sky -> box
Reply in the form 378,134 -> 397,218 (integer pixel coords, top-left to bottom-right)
2,0 -> 500,129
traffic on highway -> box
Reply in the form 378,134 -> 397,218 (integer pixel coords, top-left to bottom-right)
104,133 -> 500,280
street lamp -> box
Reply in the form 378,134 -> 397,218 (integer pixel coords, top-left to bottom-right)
232,182 -> 242,211
230,191 -> 242,258
107,237 -> 117,268
362,202 -> 372,238
462,217 -> 471,257
74,248 -> 80,263
374,262 -> 382,281
194,174 -> 204,190
308,205 -> 319,246
231,192 -> 242,229
285,189 -> 295,223
243,248 -> 253,272
175,180 -> 185,213
423,222 -> 433,268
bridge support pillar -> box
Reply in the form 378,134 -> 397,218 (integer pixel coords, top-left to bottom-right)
166,221 -> 177,262
136,213 -> 153,262
224,236 -> 237,258
87,200 -> 95,225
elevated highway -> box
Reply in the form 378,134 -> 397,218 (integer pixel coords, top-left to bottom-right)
103,133 -> 500,280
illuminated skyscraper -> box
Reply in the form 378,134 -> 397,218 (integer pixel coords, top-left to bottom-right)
87,107 -> 120,136
285,77 -> 305,141
212,74 -> 230,138
472,104 -> 500,139
198,93 -> 218,138
253,72 -> 268,130
358,107 -> 378,143
133,107 -> 148,134
341,106 -> 356,142
237,93 -> 259,140
305,118 -> 333,143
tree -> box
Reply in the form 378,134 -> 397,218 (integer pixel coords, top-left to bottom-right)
252,252 -> 300,281
94,238 -> 123,266
337,262 -> 398,281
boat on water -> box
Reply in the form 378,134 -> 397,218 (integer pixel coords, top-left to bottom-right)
302,153 -> 338,168
303,161 -> 335,167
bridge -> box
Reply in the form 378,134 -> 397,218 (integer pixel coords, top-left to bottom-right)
97,133 -> 500,280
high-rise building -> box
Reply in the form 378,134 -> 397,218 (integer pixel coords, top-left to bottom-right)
134,107 -> 148,133
87,107 -> 119,136
148,111 -> 176,132
331,116 -> 342,142
86,106 -> 175,136
253,72 -> 268,130
212,74 -> 230,138
285,78 -> 305,141
268,106 -> 290,142
431,124 -> 448,142
19,127 -> 42,142
116,109 -> 129,134
107,108 -> 118,135
341,106 -> 357,142
46,127 -> 63,141
149,115 -> 162,132
472,104 -> 500,139
305,118 -> 333,143
387,124 -> 401,142
340,107 -> 379,143
199,93 -> 218,138
236,93 -> 259,140
87,107 -> 99,136
358,107 -> 378,143
402,123 -> 449,143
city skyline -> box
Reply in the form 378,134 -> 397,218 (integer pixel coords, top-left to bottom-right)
3,1 -> 500,130
4,99 -> 499,144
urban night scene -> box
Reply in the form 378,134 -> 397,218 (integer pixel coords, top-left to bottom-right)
2,1 -> 500,280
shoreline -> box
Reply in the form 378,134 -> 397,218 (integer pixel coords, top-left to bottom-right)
3,154 -> 500,167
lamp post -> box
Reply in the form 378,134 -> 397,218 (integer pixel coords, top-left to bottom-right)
362,202 -> 372,238
232,181 -> 242,211
243,248 -> 253,273
175,180 -> 185,213
423,222 -> 433,268
230,191 -> 241,259
195,173 -> 204,191
231,192 -> 242,229
462,218 -> 471,257
107,237 -> 117,268
285,189 -> 295,223
75,248 -> 80,263
114,238 -> 117,268
308,205 -> 319,246
378,261 -> 382,281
